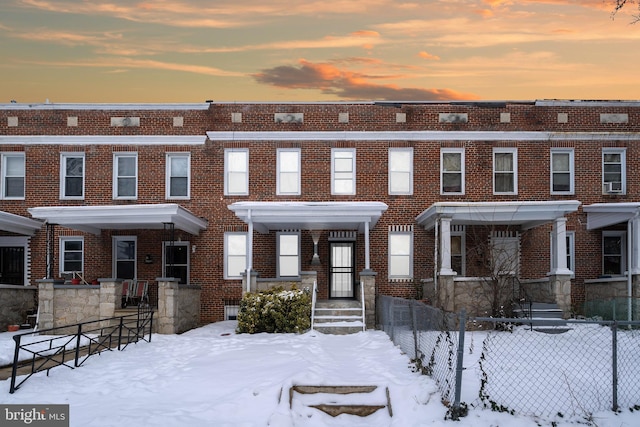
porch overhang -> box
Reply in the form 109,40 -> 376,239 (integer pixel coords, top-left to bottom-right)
227,201 -> 388,233
0,211 -> 43,236
416,200 -> 581,230
28,203 -> 208,235
583,203 -> 640,230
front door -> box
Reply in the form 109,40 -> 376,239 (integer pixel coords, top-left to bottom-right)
0,246 -> 25,285
330,242 -> 355,298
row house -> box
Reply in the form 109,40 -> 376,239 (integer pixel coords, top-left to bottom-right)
0,100 -> 639,331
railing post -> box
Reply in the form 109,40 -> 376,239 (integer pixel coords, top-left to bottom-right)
117,316 -> 124,350
9,334 -> 22,394
452,309 -> 466,416
74,323 -> 82,367
612,321 -> 618,411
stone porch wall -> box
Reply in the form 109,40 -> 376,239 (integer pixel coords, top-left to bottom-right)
0,285 -> 37,331
245,271 -> 317,293
156,278 -> 201,334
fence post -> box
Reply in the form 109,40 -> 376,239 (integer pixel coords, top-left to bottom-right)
411,301 -> 419,361
117,316 -> 124,351
453,309 -> 466,413
9,334 -> 22,394
612,321 -> 618,411
74,323 -> 82,367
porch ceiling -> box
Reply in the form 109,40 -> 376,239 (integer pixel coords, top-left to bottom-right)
0,211 -> 43,236
28,203 -> 208,235
583,203 -> 640,229
227,201 -> 388,234
416,201 -> 581,230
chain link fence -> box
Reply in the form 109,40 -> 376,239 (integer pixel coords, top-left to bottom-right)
376,295 -> 640,422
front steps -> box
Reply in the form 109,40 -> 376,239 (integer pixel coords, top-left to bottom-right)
513,301 -> 570,333
288,385 -> 392,419
312,300 -> 364,334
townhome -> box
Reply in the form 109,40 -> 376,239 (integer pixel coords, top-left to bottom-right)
0,100 -> 638,331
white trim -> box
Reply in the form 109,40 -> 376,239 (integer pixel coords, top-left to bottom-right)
331,148 -> 356,195
0,136 -> 206,146
276,148 -> 301,196
550,148 -> 574,195
28,203 -> 207,235
277,231 -> 300,278
603,231 -> 626,276
60,152 -> 85,200
206,130 -> 640,142
493,147 -> 517,195
0,103 -> 211,110
0,236 -> 31,285
440,147 -> 465,195
388,229 -> 413,279
60,236 -> 84,275
1,152 -> 25,200
224,232 -> 247,280
224,148 -> 249,196
0,211 -> 42,235
165,152 -> 191,200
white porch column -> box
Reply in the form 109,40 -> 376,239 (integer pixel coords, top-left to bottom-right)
550,217 -> 572,275
629,215 -> 640,275
246,209 -> 253,293
439,217 -> 455,275
364,220 -> 371,270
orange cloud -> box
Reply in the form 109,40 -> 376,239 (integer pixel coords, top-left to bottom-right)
418,51 -> 440,60
253,59 -> 478,101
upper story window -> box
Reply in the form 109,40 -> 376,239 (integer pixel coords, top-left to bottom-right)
113,152 -> 138,200
388,148 -> 413,195
60,153 -> 85,200
388,226 -> 413,280
60,236 -> 83,274
224,232 -> 247,279
1,153 -> 25,199
277,148 -> 301,196
550,149 -> 574,194
602,148 -> 626,194
225,149 -> 249,196
166,153 -> 190,199
441,148 -> 464,194
277,231 -> 300,277
331,148 -> 356,195
493,148 -> 517,195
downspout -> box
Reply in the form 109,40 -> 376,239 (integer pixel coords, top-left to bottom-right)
434,218 -> 439,295
246,209 -> 253,294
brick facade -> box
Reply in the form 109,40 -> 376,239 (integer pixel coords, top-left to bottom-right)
1,100 -> 640,324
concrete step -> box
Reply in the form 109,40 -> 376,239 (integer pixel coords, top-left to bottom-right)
289,385 -> 392,418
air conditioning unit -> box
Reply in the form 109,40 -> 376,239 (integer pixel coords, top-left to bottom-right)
603,181 -> 623,193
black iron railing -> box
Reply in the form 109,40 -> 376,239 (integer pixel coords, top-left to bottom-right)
9,305 -> 153,393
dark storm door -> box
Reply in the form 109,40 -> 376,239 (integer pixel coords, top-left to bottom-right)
0,247 -> 25,285
330,242 -> 355,298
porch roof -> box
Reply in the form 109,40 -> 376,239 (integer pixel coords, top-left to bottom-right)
583,203 -> 640,229
0,211 -> 43,235
227,201 -> 388,233
28,203 -> 208,235
416,200 -> 581,230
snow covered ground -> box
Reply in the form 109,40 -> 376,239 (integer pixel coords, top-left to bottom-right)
1,321 -> 638,427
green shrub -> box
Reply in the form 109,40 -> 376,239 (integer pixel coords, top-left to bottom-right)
236,286 -> 312,334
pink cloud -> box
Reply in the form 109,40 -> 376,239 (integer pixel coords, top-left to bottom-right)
418,51 -> 440,60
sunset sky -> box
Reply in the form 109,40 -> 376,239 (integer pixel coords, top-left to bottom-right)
1,0 -> 639,104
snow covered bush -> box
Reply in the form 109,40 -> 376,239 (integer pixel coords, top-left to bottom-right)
236,286 -> 311,334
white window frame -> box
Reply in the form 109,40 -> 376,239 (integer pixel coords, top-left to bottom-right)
388,231 -> 413,280
493,147 -> 518,195
113,152 -> 138,200
451,226 -> 466,275
1,152 -> 25,200
388,147 -> 413,195
277,231 -> 300,278
550,148 -> 574,195
331,148 -> 356,195
224,148 -> 249,196
224,232 -> 247,279
60,152 -> 85,200
441,148 -> 465,195
165,152 -> 190,199
163,241 -> 190,284
60,236 -> 84,275
602,148 -> 626,194
550,230 -> 575,277
602,231 -> 626,276
276,148 -> 301,196
112,236 -> 137,280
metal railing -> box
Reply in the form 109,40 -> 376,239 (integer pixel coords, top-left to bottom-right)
9,305 -> 153,393
310,280 -> 318,330
360,280 -> 366,331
